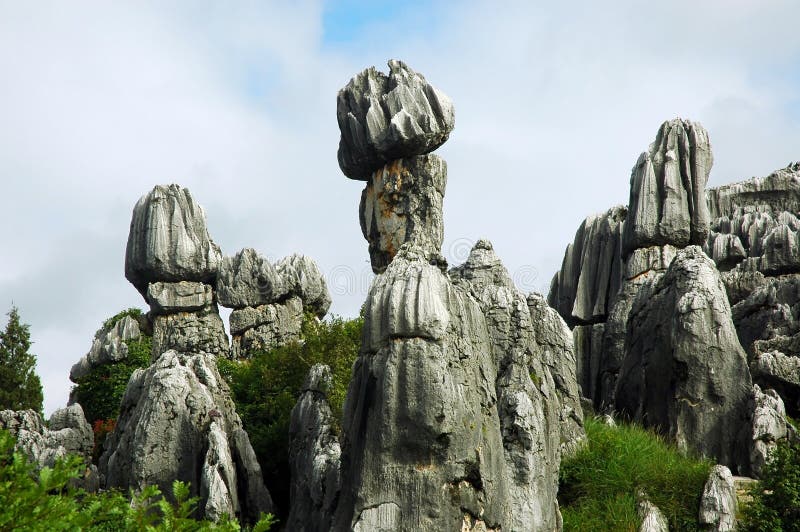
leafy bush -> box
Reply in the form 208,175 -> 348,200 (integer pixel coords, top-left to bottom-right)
559,416 -> 712,531
740,440 -> 800,531
0,428 -> 275,530
218,314 -> 362,520
71,310 -> 151,427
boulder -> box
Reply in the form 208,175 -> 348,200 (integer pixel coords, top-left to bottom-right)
216,248 -> 287,309
337,59 -> 455,180
276,254 -> 332,318
359,154 -> 447,274
70,315 -> 141,381
287,364 -> 341,532
622,119 -> 712,256
99,350 -> 272,523
125,184 -> 222,297
615,246 -> 752,470
698,465 -> 737,532
636,490 -> 668,532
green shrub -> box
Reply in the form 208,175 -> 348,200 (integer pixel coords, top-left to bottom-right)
0,428 -> 275,530
102,307 -> 143,330
559,417 -> 712,531
218,314 -> 362,520
740,440 -> 800,531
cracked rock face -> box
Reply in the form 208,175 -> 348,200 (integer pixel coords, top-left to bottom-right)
151,303 -> 229,361
749,384 -> 791,477
125,185 -> 222,297
287,364 -> 341,532
548,205 -> 626,326
147,281 -> 213,314
337,59 -> 455,180
698,465 -> 737,531
276,254 -> 332,318
230,297 -> 304,359
615,246 -> 752,470
99,350 -> 272,523
216,248 -> 287,309
622,119 -> 712,257
70,315 -> 141,381
359,154 -> 446,274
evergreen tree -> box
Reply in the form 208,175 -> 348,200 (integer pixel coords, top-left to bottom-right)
0,306 -> 43,413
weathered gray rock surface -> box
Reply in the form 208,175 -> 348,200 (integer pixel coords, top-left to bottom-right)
216,248 -> 286,309
287,364 -> 341,532
622,119 -> 712,256
70,315 -> 141,381
636,490 -> 668,532
615,246 -> 752,469
749,384 -> 792,477
337,59 -> 454,180
359,154 -> 446,273
751,350 -> 800,415
0,405 -> 98,490
276,254 -> 332,318
698,465 -> 737,531
230,297 -> 304,359
549,206 -> 626,327
99,350 -> 272,523
151,305 -> 228,360
147,281 -> 213,314
125,184 -> 222,296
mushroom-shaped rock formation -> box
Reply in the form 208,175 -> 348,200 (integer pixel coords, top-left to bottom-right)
337,59 -> 454,180
125,184 -> 222,297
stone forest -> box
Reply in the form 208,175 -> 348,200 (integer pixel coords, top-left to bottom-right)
3,60 -> 800,531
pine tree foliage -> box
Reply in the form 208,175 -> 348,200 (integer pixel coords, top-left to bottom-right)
0,306 -> 43,413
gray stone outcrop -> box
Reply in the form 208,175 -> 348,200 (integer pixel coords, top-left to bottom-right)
622,119 -> 712,257
150,303 -> 228,361
99,350 -> 272,523
125,184 -> 222,297
615,246 -> 752,470
337,59 -> 455,180
287,364 -> 341,532
636,490 -> 668,532
749,384 -> 792,477
698,465 -> 737,531
70,315 -> 141,381
216,248 -> 287,309
0,405 -> 98,490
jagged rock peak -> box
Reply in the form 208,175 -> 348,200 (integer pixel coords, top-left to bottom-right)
216,248 -> 287,309
698,465 -> 737,531
125,184 -> 222,297
622,118 -> 712,257
99,349 -> 272,523
360,154 -> 447,273
287,364 -> 341,532
276,254 -> 332,318
337,59 -> 455,180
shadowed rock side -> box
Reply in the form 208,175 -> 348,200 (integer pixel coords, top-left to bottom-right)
99,350 -> 272,523
337,60 -> 455,180
359,154 -> 446,273
125,184 -> 222,297
548,205 -> 626,327
622,118 -> 712,256
615,246 -> 753,470
287,364 -> 341,532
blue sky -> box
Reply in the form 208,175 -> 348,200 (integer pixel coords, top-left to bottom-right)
1,0 -> 799,415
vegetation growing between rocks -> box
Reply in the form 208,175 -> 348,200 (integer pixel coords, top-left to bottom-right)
559,416 -> 712,531
0,428 -> 276,531
218,314 -> 362,520
0,306 -> 43,413
740,439 -> 800,531
71,308 -> 151,455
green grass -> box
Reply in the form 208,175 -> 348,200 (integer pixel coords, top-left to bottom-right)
559,416 -> 712,531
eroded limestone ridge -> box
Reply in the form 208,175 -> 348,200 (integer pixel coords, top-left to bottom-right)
286,59 -> 585,531
548,118 -> 799,476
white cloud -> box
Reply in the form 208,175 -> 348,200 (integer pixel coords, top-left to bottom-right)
0,0 -> 798,415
